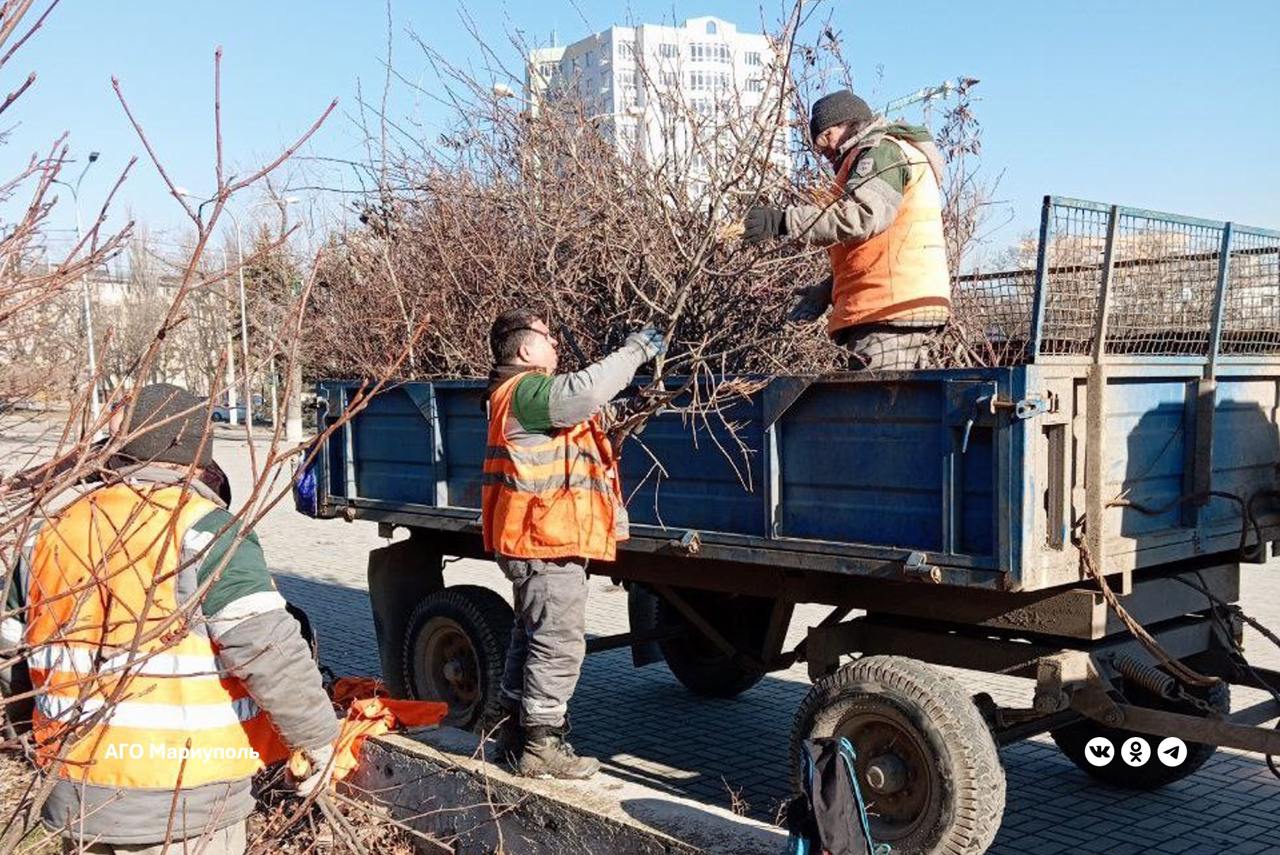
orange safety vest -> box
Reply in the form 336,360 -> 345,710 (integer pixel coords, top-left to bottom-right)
481,371 -> 625,561
826,136 -> 951,336
25,483 -> 287,790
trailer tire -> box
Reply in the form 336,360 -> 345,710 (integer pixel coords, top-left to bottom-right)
790,656 -> 1005,855
402,586 -> 513,731
657,591 -> 769,698
1051,680 -> 1229,790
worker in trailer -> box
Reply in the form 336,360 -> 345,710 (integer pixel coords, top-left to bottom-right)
742,89 -> 952,371
2,384 -> 338,854
482,310 -> 665,779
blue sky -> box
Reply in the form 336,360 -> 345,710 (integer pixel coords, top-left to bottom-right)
9,0 -> 1279,258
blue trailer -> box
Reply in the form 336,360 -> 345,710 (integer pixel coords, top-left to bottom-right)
301,198 -> 1280,854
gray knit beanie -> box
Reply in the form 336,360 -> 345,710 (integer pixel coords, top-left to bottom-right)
809,89 -> 874,142
117,383 -> 213,467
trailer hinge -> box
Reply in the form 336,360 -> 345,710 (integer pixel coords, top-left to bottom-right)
903,551 -> 941,583
668,529 -> 702,556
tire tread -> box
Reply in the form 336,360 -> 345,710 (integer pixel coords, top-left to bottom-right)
790,656 -> 1005,855
401,585 -> 513,731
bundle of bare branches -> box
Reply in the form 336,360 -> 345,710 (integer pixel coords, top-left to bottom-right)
306,2 -> 1006,398
307,2 -> 850,395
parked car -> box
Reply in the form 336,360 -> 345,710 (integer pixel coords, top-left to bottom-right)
209,403 -> 247,423
209,394 -> 264,424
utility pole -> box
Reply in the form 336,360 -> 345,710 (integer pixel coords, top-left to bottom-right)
176,191 -> 301,436
285,273 -> 305,442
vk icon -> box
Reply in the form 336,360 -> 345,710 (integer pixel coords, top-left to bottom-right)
1084,736 -> 1114,767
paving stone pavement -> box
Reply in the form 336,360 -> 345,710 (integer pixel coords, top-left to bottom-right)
4,421 -> 1279,854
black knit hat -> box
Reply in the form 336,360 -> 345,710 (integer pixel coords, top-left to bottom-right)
809,89 -> 874,142
117,383 -> 213,468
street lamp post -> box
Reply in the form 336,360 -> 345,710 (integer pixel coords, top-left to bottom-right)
53,151 -> 102,423
177,187 -> 244,427
224,198 -> 301,437
219,247 -> 239,426
222,206 -> 255,430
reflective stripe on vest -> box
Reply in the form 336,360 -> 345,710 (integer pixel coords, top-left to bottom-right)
28,644 -> 220,678
35,694 -> 262,731
481,371 -> 624,561
826,136 -> 951,335
25,483 -> 287,789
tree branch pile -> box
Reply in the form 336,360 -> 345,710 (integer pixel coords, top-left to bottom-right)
306,3 -> 1010,395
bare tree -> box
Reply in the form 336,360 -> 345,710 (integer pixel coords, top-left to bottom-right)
0,6 -> 426,851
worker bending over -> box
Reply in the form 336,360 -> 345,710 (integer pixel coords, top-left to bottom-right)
482,310 -> 664,779
744,89 -> 952,371
3,384 -> 338,854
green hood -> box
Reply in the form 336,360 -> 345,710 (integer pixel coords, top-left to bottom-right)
882,122 -> 934,143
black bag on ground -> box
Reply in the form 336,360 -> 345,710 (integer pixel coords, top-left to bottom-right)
785,736 -> 889,855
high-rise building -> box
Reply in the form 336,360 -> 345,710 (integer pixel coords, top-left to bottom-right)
524,16 -> 790,178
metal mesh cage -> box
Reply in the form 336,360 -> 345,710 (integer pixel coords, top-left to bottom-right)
1027,197 -> 1280,363
950,267 -> 1035,365
944,198 -> 1276,367
1104,210 -> 1222,356
1221,228 -> 1280,355
1038,202 -> 1110,357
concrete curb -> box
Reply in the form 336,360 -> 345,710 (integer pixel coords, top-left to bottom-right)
346,727 -> 787,854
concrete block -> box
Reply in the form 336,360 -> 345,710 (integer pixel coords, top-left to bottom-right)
346,726 -> 787,854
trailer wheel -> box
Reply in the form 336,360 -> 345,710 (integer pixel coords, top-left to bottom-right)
657,591 -> 769,698
1051,680 -> 1229,790
402,586 -> 513,731
790,656 -> 1005,855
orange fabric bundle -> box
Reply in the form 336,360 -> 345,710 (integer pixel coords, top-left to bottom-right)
328,676 -> 449,783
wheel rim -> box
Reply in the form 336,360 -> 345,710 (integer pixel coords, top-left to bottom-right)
834,705 -> 938,843
413,617 -> 481,725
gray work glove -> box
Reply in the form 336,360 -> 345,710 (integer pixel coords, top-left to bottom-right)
787,278 -> 833,324
290,743 -> 336,798
626,328 -> 668,361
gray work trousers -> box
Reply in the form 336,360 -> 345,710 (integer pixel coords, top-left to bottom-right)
62,821 -> 246,855
836,324 -> 941,372
497,556 -> 589,728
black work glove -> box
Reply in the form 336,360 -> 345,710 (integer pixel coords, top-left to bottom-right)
743,206 -> 787,244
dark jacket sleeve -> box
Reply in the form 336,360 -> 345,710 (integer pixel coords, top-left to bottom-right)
191,509 -> 338,751
784,139 -> 911,246
214,610 -> 339,751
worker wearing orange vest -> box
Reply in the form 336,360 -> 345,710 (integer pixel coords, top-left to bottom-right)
2,384 -> 338,854
482,309 -> 664,779
743,89 -> 951,371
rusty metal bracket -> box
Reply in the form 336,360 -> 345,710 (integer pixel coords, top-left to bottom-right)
650,583 -> 764,673
1066,667 -> 1280,755
667,530 -> 701,555
903,551 -> 942,583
